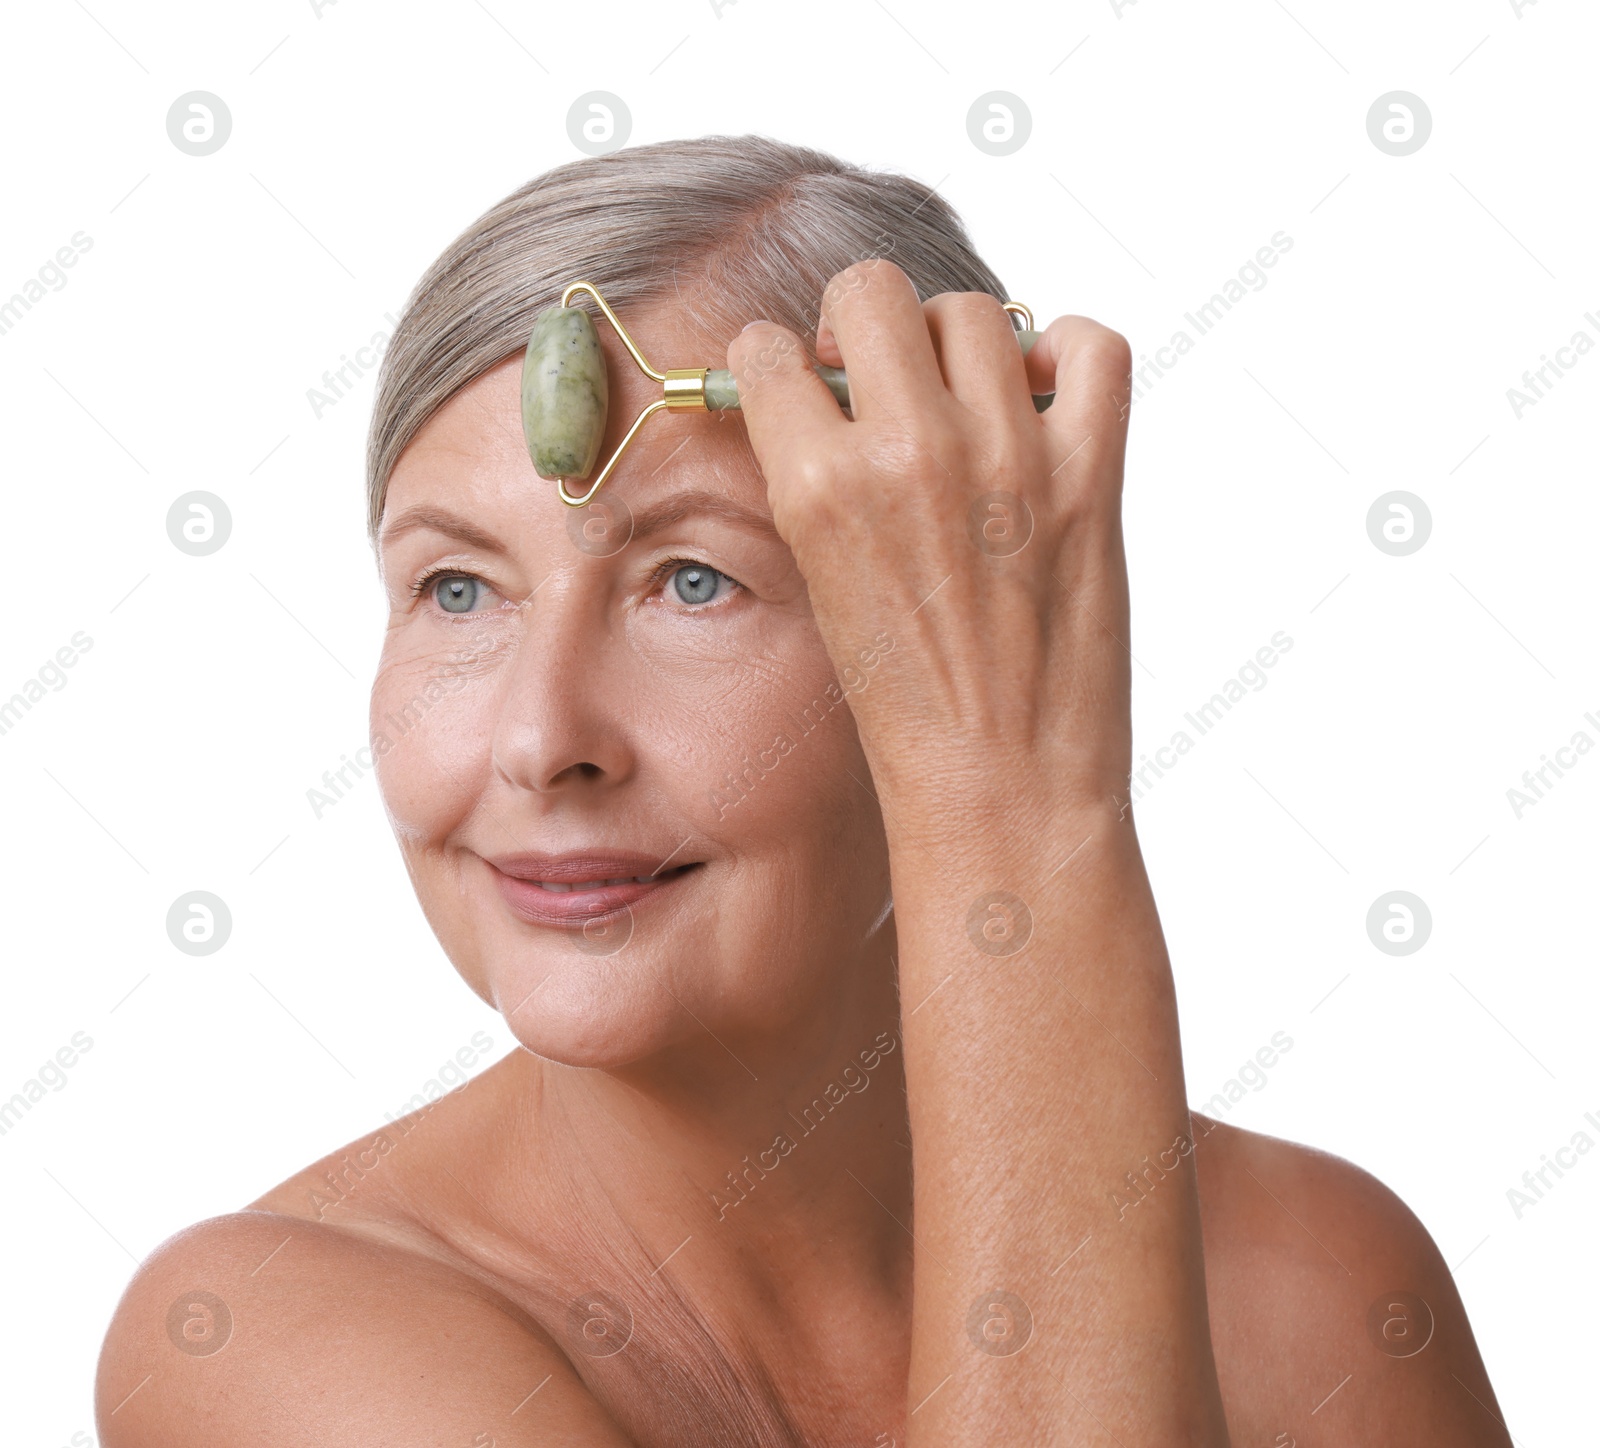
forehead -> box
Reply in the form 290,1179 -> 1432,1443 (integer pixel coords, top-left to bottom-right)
383,302 -> 765,530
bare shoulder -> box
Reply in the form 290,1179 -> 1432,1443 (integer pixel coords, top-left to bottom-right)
93,1208 -> 634,1447
1190,1113 -> 1512,1447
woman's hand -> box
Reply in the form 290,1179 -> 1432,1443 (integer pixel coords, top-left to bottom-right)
729,262 -> 1234,1448
725,258 -> 1135,827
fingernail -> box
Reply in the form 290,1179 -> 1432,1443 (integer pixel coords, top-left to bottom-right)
741,318 -> 771,333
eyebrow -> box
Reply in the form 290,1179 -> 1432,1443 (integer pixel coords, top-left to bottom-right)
628,488 -> 783,544
378,488 -> 782,553
379,505 -> 506,553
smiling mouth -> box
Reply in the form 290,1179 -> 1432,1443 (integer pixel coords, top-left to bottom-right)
490,861 -> 702,926
533,872 -> 677,893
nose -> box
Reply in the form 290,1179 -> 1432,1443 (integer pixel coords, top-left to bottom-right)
489,577 -> 636,795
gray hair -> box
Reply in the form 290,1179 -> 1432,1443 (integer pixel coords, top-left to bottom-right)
364,133 -> 1012,542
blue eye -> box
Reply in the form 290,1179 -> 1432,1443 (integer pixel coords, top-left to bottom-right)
411,569 -> 488,614
435,575 -> 483,613
670,562 -> 727,606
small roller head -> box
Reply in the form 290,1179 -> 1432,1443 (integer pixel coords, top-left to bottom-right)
522,304 -> 609,481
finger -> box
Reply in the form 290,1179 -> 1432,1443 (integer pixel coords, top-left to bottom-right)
814,312 -> 843,368
922,291 -> 1038,431
1025,315 -> 1133,494
725,320 -> 850,508
817,258 -> 947,425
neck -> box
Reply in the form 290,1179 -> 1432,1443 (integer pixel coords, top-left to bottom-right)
495,931 -> 914,1357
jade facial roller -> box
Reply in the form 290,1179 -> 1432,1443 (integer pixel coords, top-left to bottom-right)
522,279 -> 1055,507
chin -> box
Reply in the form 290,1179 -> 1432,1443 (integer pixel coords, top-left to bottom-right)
489,947 -> 703,1071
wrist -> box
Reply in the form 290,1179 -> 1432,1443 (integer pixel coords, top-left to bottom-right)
873,757 -> 1133,861
881,785 -> 1143,939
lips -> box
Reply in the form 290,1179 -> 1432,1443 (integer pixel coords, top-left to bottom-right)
487,850 -> 701,927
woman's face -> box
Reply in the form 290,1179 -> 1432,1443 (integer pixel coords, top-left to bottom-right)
371,306 -> 895,1069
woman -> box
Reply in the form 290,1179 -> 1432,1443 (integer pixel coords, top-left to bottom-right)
95,135 -> 1508,1447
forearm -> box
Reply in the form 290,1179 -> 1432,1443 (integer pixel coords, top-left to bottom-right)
727,267 -> 1212,1440
890,788 -> 1230,1448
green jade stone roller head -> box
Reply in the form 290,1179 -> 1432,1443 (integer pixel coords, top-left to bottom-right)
522,279 -> 1055,507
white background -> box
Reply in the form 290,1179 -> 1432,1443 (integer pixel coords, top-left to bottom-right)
1,0 -> 1593,1442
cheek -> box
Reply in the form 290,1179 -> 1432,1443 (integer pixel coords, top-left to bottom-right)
369,642 -> 498,839
367,605 -> 880,858
661,633 -> 874,845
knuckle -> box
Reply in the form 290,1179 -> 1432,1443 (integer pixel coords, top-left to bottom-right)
825,256 -> 905,307
928,290 -> 1008,323
1079,325 -> 1133,378
769,454 -> 843,540
735,329 -> 801,395
753,331 -> 797,371
791,454 -> 841,504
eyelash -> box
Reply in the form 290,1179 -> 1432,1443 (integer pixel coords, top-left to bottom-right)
407,563 -> 473,603
648,554 -> 743,606
406,556 -> 743,611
